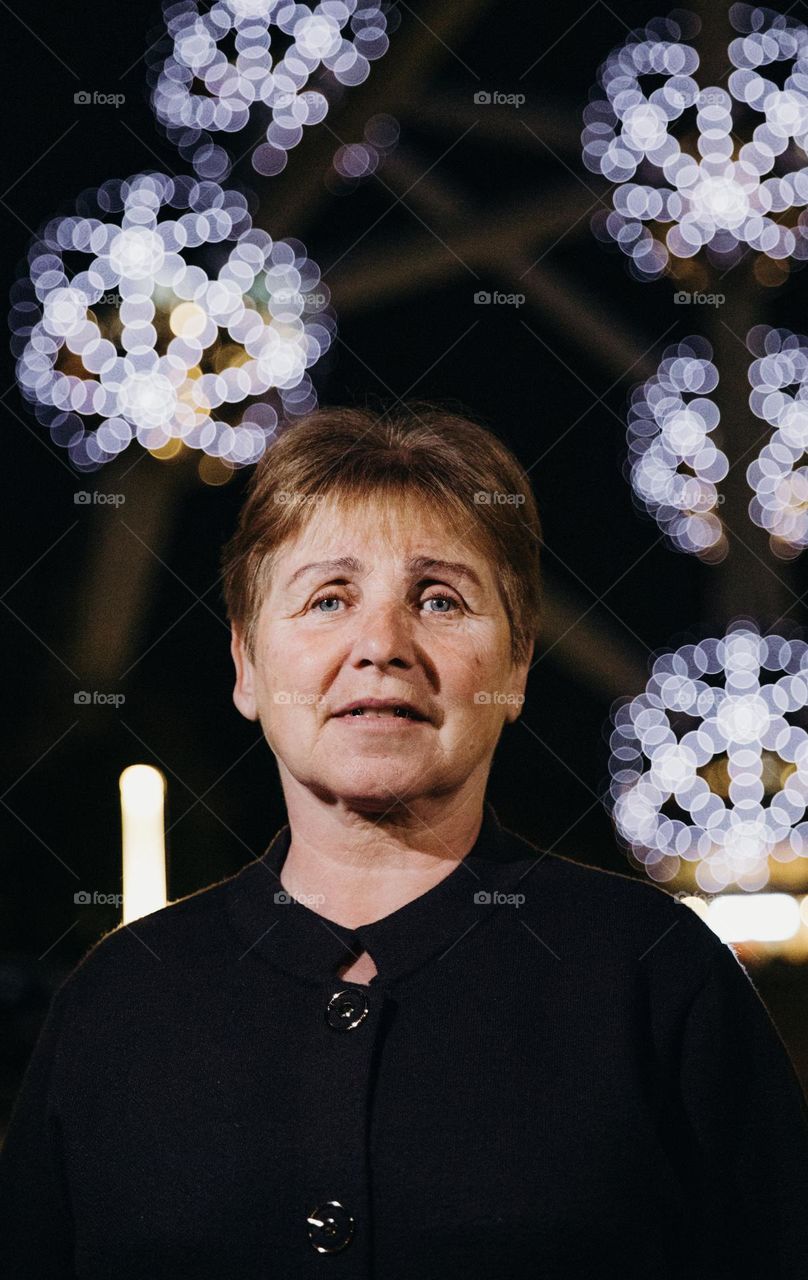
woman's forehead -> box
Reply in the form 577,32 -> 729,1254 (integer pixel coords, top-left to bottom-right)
282,492 -> 486,561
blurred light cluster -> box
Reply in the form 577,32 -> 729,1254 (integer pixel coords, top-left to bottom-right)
583,6 -> 808,279
330,112 -> 399,186
608,623 -> 808,892
10,172 -> 334,470
746,324 -> 808,556
626,335 -> 728,559
149,0 -> 392,180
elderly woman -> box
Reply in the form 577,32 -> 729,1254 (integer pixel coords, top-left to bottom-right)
2,403 -> 808,1280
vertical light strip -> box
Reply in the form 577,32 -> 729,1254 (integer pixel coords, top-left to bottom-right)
120,764 -> 167,924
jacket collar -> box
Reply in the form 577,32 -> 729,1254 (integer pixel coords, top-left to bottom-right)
225,801 -> 534,988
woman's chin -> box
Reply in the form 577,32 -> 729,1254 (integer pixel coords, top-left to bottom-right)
322,765 -> 433,810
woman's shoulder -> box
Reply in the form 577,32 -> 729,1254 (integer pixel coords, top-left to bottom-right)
498,821 -> 725,990
57,855 -> 259,1009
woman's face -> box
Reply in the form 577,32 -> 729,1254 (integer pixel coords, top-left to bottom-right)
230,496 -> 533,815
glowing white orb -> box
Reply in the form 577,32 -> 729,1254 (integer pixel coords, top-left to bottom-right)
10,171 -> 334,470
148,0 -> 392,179
746,325 -> 808,554
608,623 -> 808,891
331,112 -> 400,184
583,8 -> 808,278
626,335 -> 728,557
118,372 -> 178,430
109,228 -> 166,281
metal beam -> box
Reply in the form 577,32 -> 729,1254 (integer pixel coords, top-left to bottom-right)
536,577 -> 650,699
258,0 -> 494,240
326,187 -> 596,309
398,91 -> 584,153
367,146 -> 657,379
68,451 -> 199,687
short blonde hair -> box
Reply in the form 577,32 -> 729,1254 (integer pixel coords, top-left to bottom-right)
220,401 -> 543,667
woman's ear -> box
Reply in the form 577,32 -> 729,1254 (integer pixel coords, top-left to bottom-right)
230,626 -> 259,722
505,640 -> 534,724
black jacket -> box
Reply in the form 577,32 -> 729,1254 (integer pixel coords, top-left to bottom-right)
2,801 -> 808,1278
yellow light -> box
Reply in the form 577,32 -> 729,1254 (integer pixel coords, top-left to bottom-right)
706,893 -> 801,943
119,764 -> 167,924
169,302 -> 207,340
679,894 -> 710,922
753,255 -> 790,288
177,367 -> 210,418
211,342 -> 250,372
198,453 -> 236,486
149,437 -> 185,461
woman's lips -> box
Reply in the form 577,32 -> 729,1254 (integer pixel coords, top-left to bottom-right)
332,710 -> 429,729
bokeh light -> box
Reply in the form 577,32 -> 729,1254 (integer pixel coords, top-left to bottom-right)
608,623 -> 808,892
9,172 -> 335,471
747,324 -> 808,557
626,335 -> 728,559
149,0 -> 393,180
583,6 -> 808,279
331,112 -> 400,186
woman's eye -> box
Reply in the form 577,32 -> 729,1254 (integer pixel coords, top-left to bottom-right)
308,592 -> 461,614
422,593 -> 460,614
310,593 -> 343,613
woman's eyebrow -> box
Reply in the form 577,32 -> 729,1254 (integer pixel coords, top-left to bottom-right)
284,556 -> 482,590
409,556 -> 483,588
285,557 -> 363,589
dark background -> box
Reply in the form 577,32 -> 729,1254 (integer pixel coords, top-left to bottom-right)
3,0 -> 808,1130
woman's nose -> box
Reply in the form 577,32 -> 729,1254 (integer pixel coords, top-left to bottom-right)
348,600 -> 415,664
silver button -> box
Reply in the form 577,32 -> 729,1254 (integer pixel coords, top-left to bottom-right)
307,1200 -> 355,1252
325,986 -> 369,1031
